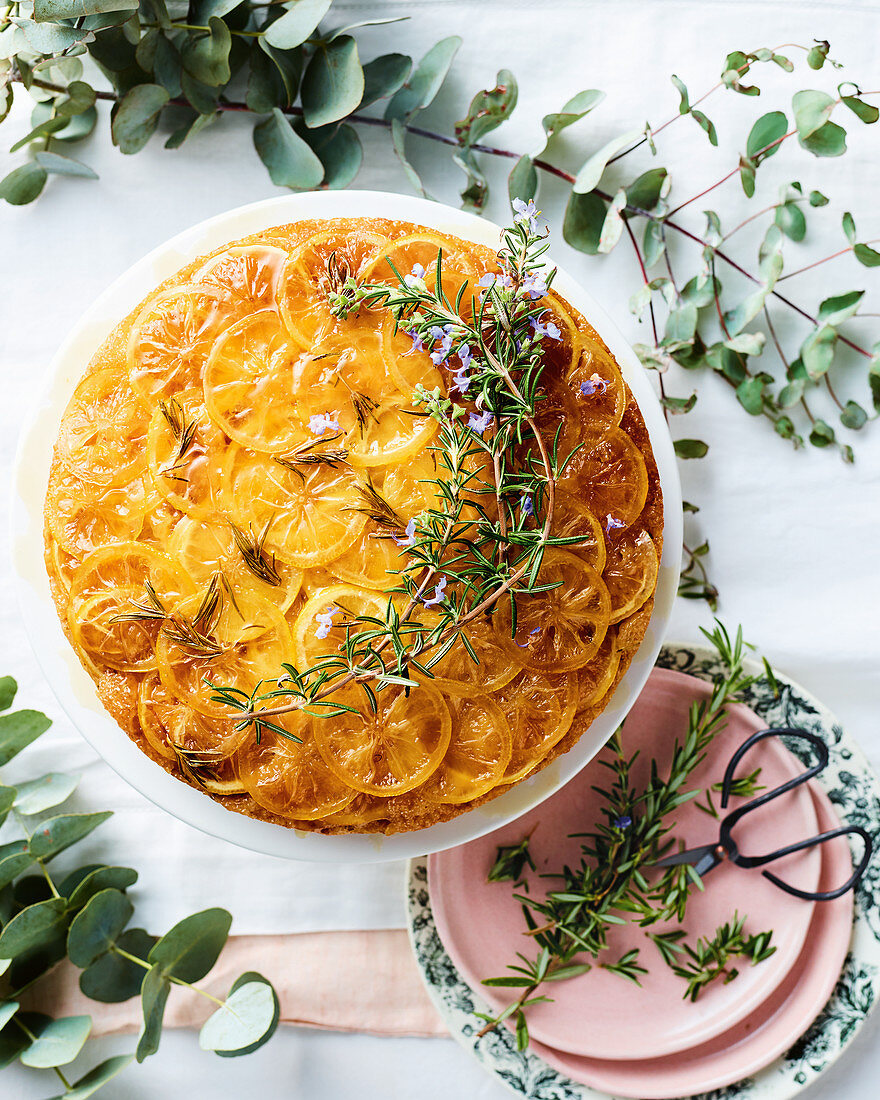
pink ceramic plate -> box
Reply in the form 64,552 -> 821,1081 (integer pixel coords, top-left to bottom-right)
428,668 -> 823,1061
534,785 -> 853,1098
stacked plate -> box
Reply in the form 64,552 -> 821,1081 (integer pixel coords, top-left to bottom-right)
409,650 -> 880,1100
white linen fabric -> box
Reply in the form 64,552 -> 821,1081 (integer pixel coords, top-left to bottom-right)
2,0 -> 879,1095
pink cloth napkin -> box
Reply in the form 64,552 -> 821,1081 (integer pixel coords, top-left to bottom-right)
22,931 -> 448,1038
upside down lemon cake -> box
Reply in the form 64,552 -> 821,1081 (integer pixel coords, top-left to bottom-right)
44,216 -> 663,835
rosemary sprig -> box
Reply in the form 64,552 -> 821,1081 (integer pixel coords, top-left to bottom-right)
488,832 -> 537,883
340,377 -> 380,436
695,767 -> 765,817
110,579 -> 167,624
162,574 -> 224,660
651,915 -> 776,1002
476,621 -> 764,1050
351,477 -> 407,532
274,434 -> 350,475
157,397 -> 198,480
229,520 -> 282,588
170,743 -> 226,789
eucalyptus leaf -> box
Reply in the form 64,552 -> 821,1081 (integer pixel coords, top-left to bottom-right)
360,53 -> 410,109
572,127 -> 643,194
12,17 -> 89,53
136,964 -> 170,1062
842,211 -> 856,243
643,219 -> 665,267
44,1054 -> 134,1100
541,89 -> 604,143
792,89 -> 835,140
598,189 -> 626,254
20,1014 -> 91,1068
253,108 -> 324,189
774,202 -> 806,242
0,709 -> 51,763
80,928 -> 156,1002
148,907 -> 231,982
854,243 -> 880,268
0,898 -> 67,959
180,70 -> 219,115
735,376 -> 766,415
0,678 -> 15,712
264,0 -> 332,50
385,35 -> 461,121
0,1017 -> 30,1069
29,811 -> 112,861
800,120 -> 846,157
68,888 -> 134,967
801,324 -> 837,379
456,69 -> 517,147
303,121 -> 362,189
674,438 -> 709,459
809,419 -> 836,447
390,116 -> 426,196
34,0 -> 136,18
0,1001 -> 18,1032
842,95 -> 879,124
199,975 -> 279,1056
508,154 -> 537,205
626,167 -> 667,211
301,35 -> 363,128
154,33 -> 182,98
809,189 -> 829,207
0,841 -> 35,889
746,111 -> 787,162
691,108 -> 717,146
13,772 -> 79,816
164,107 -> 219,149
0,787 -> 15,828
35,151 -> 98,178
563,189 -> 606,255
817,289 -> 864,326
181,16 -> 231,87
111,83 -> 169,154
9,116 -> 70,152
841,400 -> 868,430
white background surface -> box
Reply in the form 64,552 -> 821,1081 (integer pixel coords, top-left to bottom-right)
2,0 -> 879,1096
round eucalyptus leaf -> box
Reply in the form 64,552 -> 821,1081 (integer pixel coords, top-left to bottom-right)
180,69 -> 219,115
29,811 -> 113,862
264,0 -> 331,50
0,840 -> 35,889
181,15 -> 231,87
15,18 -> 87,54
385,35 -> 461,122
301,35 -> 363,129
746,110 -> 787,163
148,907 -> 231,983
0,709 -> 51,762
199,974 -> 279,1056
563,189 -> 607,255
68,888 -> 134,968
111,83 -> 169,154
253,109 -> 323,190
304,121 -> 362,189
360,53 -> 410,109
0,1001 -> 19,1033
801,119 -> 847,158
0,898 -> 67,959
45,1053 -> 135,1100
58,863 -> 105,898
136,964 -> 170,1062
13,772 -> 79,815
0,678 -> 17,713
34,0 -> 137,19
508,155 -> 537,205
35,151 -> 98,178
0,786 -> 15,828
87,24 -> 137,71
19,1014 -> 92,1068
80,927 -> 156,1002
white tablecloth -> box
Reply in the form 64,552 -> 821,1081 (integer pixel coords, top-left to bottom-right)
2,0 -> 879,1095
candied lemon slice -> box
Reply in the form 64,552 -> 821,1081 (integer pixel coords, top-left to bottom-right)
46,468 -> 156,558
327,530 -> 408,590
320,793 -> 390,828
361,231 -> 480,289
574,632 -> 622,716
194,245 -> 287,310
604,529 -> 659,624
512,549 -> 611,671
203,310 -> 313,453
424,611 -> 520,695
155,589 -> 292,718
221,448 -> 365,568
346,394 -> 439,468
313,682 -> 451,796
292,583 -> 388,671
146,403 -> 226,517
168,514 -> 302,613
57,368 -> 149,487
380,314 -> 441,393
566,339 -> 626,428
550,489 -> 606,573
235,714 -> 355,820
69,585 -> 159,673
422,696 -> 512,803
127,284 -> 225,402
278,227 -> 387,349
560,427 -> 648,529
495,668 -> 578,783
137,670 -> 244,762
70,541 -> 192,605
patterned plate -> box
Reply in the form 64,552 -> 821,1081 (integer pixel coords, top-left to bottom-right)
406,642 -> 880,1100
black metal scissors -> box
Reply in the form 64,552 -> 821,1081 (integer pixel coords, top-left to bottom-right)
654,727 -> 873,901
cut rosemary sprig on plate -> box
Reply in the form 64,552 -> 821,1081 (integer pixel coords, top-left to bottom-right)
650,915 -> 776,1001
476,622 -> 771,1051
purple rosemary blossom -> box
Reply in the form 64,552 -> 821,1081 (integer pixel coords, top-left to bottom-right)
477,271 -> 514,296
530,314 -> 562,341
393,518 -> 417,548
404,262 -> 426,287
521,272 -> 548,301
468,410 -> 494,435
458,343 -> 472,367
405,328 -> 425,352
579,373 -> 609,397
613,815 -> 633,829
309,412 -> 341,435
512,197 -> 541,233
314,606 -> 338,640
429,325 -> 454,365
452,369 -> 473,395
516,625 -> 541,648
422,576 -> 447,607
520,493 -> 534,516
605,514 -> 626,535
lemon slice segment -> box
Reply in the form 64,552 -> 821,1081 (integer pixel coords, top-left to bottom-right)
146,403 -> 226,518
313,682 -> 451,796
46,469 -> 156,558
346,394 -> 439,468
57,368 -> 149,487
495,669 -> 577,783
69,585 -> 159,673
424,611 -> 520,696
422,696 -> 512,803
203,310 -> 313,453
127,284 -> 225,402
278,227 -> 387,349
575,632 -> 622,716
512,549 -> 611,671
235,714 -> 355,820
550,489 -> 606,573
292,583 -> 388,671
221,448 -> 365,568
560,427 -> 649,529
194,245 -> 287,310
69,541 -> 192,605
604,529 -> 659,624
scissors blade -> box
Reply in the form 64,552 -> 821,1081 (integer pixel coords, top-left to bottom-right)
654,843 -> 721,876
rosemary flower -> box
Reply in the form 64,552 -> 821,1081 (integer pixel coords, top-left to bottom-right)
531,314 -> 561,341
521,272 -> 548,300
468,410 -> 494,435
393,518 -> 418,547
404,263 -> 426,286
422,576 -> 448,607
309,412 -> 341,435
605,514 -> 626,535
520,493 -> 534,516
580,374 -> 609,396
512,197 -> 541,233
405,328 -> 425,352
613,814 -> 633,829
314,607 -> 338,639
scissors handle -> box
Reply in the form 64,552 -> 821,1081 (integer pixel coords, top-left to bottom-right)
760,825 -> 874,901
